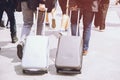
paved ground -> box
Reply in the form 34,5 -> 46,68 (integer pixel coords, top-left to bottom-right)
0,0 -> 120,80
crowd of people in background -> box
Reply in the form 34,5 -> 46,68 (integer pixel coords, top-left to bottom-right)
0,0 -> 120,57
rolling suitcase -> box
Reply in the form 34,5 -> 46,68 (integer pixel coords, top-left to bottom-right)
21,9 -> 49,74
55,8 -> 83,74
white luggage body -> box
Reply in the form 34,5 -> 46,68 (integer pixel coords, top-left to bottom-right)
55,7 -> 83,73
22,36 -> 49,74
55,36 -> 83,73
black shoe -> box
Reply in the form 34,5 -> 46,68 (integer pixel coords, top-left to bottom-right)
0,20 -> 5,27
17,42 -> 24,60
12,36 -> 18,43
99,28 -> 105,32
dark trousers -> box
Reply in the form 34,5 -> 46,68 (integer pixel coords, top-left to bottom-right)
0,5 -> 16,36
58,0 -> 67,14
94,3 -> 109,30
71,9 -> 94,51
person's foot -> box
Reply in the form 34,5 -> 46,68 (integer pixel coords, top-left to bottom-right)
45,22 -> 50,27
52,19 -> 56,28
12,36 -> 18,43
83,50 -> 88,56
17,41 -> 24,60
0,20 -> 5,28
99,29 -> 105,32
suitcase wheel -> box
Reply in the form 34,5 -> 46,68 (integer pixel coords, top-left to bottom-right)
56,68 -> 81,74
56,69 -> 60,73
23,69 -> 48,75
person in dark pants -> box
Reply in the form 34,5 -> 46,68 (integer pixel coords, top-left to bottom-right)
94,0 -> 110,32
0,0 -> 18,43
17,0 -> 46,59
58,0 -> 99,55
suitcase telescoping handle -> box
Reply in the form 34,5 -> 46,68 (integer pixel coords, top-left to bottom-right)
34,8 -> 47,35
69,8 -> 80,36
66,0 -> 69,15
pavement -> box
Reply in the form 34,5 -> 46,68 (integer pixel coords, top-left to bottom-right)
0,0 -> 120,80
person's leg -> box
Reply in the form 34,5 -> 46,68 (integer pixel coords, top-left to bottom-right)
58,0 -> 69,31
82,10 -> 94,54
94,12 -> 101,28
51,0 -> 57,28
20,1 -> 34,40
17,1 -> 34,59
51,8 -> 56,28
58,0 -> 67,14
5,7 -> 18,43
45,0 -> 51,26
45,12 -> 50,26
99,3 -> 109,31
0,6 -> 5,28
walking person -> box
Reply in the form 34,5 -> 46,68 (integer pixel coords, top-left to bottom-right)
0,0 -> 18,43
17,0 -> 46,59
94,0 -> 110,32
58,0 -> 100,55
45,0 -> 57,28
58,0 -> 69,31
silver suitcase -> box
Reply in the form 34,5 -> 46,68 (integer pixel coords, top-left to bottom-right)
22,36 -> 49,74
55,8 -> 83,74
21,9 -> 49,74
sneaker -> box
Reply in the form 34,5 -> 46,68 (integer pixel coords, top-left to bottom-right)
83,50 -> 88,56
17,41 -> 24,60
52,19 -> 56,28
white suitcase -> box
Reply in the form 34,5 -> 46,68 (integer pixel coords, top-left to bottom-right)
22,36 -> 49,74
21,9 -> 49,74
55,36 -> 83,74
55,8 -> 83,74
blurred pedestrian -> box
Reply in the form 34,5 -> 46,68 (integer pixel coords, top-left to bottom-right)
45,0 -> 57,28
0,0 -> 18,43
58,0 -> 69,31
58,0 -> 100,55
94,0 -> 110,32
17,0 -> 46,59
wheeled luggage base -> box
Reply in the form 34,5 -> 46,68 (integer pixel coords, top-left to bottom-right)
56,68 -> 81,74
23,69 -> 48,74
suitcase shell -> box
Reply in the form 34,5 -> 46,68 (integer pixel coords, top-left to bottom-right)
55,36 -> 83,73
22,36 -> 49,74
